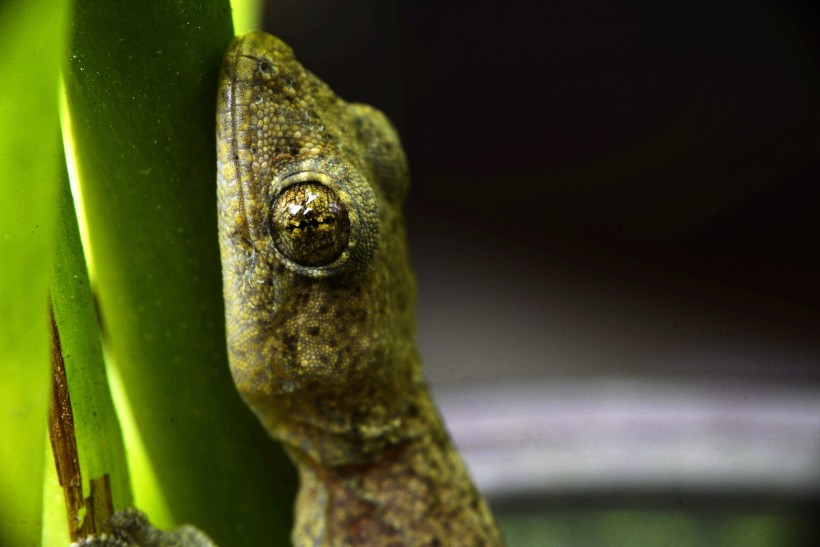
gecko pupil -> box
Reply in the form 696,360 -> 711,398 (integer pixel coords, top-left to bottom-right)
271,182 -> 351,267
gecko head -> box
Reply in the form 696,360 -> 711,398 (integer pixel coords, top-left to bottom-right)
217,32 -> 417,460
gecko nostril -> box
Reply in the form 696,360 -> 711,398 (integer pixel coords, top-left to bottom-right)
258,58 -> 275,75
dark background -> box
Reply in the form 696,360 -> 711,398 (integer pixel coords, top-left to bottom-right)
260,1 -> 820,542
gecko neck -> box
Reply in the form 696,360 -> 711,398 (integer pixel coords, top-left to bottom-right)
285,385 -> 504,546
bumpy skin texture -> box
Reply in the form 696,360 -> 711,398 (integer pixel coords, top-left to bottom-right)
72,509 -> 216,547
217,31 -> 504,546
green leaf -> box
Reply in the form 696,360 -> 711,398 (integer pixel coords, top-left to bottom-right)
62,1 -> 295,545
45,171 -> 132,541
0,1 -> 68,545
231,0 -> 264,35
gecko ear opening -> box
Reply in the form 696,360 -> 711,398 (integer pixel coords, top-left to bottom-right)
266,158 -> 380,279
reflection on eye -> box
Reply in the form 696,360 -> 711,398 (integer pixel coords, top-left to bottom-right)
271,182 -> 351,267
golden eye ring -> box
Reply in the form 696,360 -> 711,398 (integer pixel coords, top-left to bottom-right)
266,161 -> 379,279
270,182 -> 351,267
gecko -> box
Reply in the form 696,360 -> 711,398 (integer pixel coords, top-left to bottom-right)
76,30 -> 504,546
216,30 -> 503,546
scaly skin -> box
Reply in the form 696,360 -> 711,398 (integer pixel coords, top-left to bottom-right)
216,31 -> 504,546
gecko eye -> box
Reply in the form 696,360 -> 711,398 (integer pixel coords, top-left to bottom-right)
270,182 -> 351,267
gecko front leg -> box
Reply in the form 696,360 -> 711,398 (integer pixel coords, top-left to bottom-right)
72,508 -> 217,547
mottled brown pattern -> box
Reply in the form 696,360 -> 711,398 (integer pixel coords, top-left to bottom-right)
73,508 -> 217,547
216,32 -> 504,546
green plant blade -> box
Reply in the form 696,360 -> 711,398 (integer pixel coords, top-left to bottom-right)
62,1 -> 295,545
231,0 -> 264,34
45,171 -> 132,541
0,1 -> 68,545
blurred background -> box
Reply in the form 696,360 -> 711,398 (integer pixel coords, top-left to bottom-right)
262,1 -> 820,544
